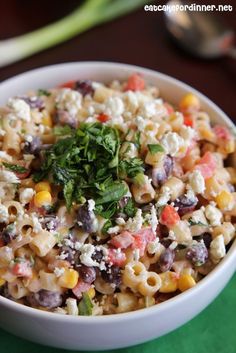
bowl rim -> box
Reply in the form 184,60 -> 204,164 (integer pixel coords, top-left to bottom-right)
0,61 -> 236,323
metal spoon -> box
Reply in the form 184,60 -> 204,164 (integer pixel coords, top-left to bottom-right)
164,0 -> 236,59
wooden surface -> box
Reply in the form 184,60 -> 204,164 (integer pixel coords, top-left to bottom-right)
0,0 -> 235,118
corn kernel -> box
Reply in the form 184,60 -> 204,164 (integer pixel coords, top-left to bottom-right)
159,271 -> 178,293
0,278 -> 6,286
42,113 -> 53,128
58,269 -> 79,289
216,190 -> 234,211
178,274 -> 196,292
87,287 -> 95,299
35,181 -> 51,193
179,93 -> 200,112
34,191 -> 52,208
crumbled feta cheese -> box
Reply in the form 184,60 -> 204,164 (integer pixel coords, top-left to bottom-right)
135,115 -> 148,132
64,238 -> 74,248
31,213 -> 43,233
54,267 -> 65,277
0,204 -> 9,223
125,209 -> 143,233
87,199 -> 95,212
0,182 -> 16,201
24,134 -> 33,142
147,238 -> 160,254
141,101 -> 157,119
0,152 -> 12,162
185,188 -> 197,202
56,88 -> 82,116
107,226 -> 120,235
19,188 -> 35,205
115,217 -> 126,225
56,251 -> 68,260
210,234 -> 226,263
123,91 -> 139,112
168,230 -> 176,240
188,170 -> 205,194
7,98 -> 31,122
105,96 -> 124,117
205,205 -> 222,226
74,241 -> 82,251
145,205 -> 158,233
0,170 -> 19,184
79,244 -> 98,267
161,132 -> 184,157
156,186 -> 171,207
180,125 -> 196,141
66,298 -> 78,316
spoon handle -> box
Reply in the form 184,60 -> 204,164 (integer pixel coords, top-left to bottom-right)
228,47 -> 236,59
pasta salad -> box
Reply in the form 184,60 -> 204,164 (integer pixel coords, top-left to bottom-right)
0,74 -> 235,316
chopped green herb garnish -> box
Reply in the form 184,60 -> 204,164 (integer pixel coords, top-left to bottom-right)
33,123 -> 128,213
188,218 -> 208,227
3,163 -> 27,174
53,125 -> 73,136
102,220 -> 113,235
38,89 -> 51,97
122,198 -> 137,218
119,158 -> 144,179
78,293 -> 93,316
147,144 -> 164,154
134,131 -> 141,150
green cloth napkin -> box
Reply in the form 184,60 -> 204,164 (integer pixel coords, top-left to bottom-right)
1,273 -> 236,353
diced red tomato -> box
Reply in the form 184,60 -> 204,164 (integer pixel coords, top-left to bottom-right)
11,262 -> 32,277
59,80 -> 76,89
15,169 -> 31,180
213,125 -> 232,141
97,113 -> 110,123
72,279 -> 91,299
131,227 -> 156,256
107,248 -> 126,267
194,151 -> 216,179
110,231 -> 134,249
183,114 -> 194,127
124,73 -> 145,91
164,102 -> 174,115
160,205 -> 180,227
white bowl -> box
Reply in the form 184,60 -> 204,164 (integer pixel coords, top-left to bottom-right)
0,62 -> 235,351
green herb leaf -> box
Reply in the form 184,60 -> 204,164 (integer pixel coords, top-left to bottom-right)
78,292 -> 93,316
147,144 -> 164,154
53,125 -> 73,136
134,131 -> 141,150
3,163 -> 27,174
38,89 -> 51,97
122,198 -> 137,218
96,182 -> 128,205
119,158 -> 144,179
63,180 -> 75,210
188,218 -> 208,227
102,220 -> 113,235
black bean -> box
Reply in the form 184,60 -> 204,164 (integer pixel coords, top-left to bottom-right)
91,250 -> 104,262
79,265 -> 96,284
23,136 -> 42,155
27,290 -> 62,309
0,225 -> 16,245
60,245 -> 76,264
54,110 -> 77,128
158,248 -> 175,272
163,155 -> 173,177
151,167 -> 167,187
21,96 -> 44,110
174,195 -> 198,216
101,266 -> 121,287
157,224 -> 169,238
186,242 -> 208,266
74,80 -> 94,96
202,233 -> 212,248
77,203 -> 98,233
159,238 -> 172,248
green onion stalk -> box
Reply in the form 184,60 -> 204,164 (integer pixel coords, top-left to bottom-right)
0,0 -> 150,68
